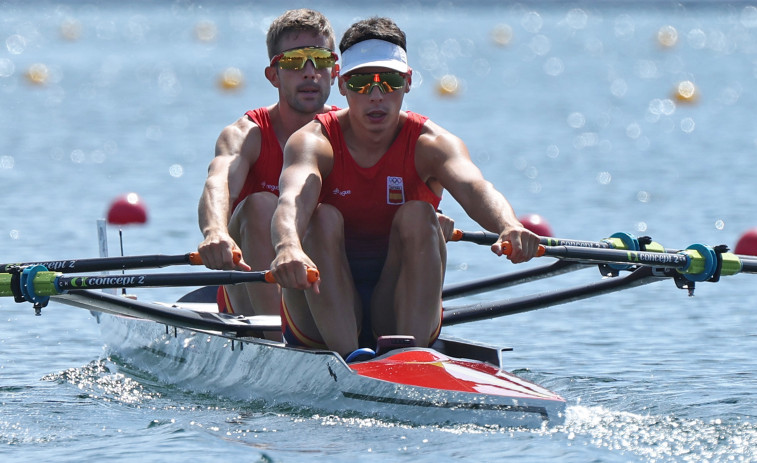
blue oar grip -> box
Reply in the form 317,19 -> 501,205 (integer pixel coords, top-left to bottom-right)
679,244 -> 718,282
606,232 -> 639,270
20,265 -> 51,306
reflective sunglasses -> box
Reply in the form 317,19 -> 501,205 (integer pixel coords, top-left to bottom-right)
344,72 -> 407,94
270,46 -> 338,70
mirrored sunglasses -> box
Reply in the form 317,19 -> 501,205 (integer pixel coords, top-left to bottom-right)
344,72 -> 407,94
270,46 -> 338,70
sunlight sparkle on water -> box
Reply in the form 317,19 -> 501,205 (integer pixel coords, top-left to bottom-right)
565,405 -> 757,461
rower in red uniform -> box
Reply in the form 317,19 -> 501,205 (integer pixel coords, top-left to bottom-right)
196,9 -> 339,322
271,17 -> 541,358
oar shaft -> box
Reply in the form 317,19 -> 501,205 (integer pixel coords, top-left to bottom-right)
443,266 -> 664,325
3,267 -> 320,303
54,271 -> 269,292
0,251 -> 242,274
442,260 -> 583,300
0,254 -> 193,274
536,245 -> 690,268
450,229 -> 612,249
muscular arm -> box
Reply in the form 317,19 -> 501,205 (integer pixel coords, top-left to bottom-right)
270,121 -> 331,288
416,122 -> 540,263
197,117 -> 260,270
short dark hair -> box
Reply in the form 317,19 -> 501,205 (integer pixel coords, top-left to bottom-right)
266,9 -> 335,59
339,17 -> 406,53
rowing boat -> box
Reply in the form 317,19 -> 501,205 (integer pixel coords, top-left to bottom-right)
9,230 -> 756,429
52,287 -> 566,428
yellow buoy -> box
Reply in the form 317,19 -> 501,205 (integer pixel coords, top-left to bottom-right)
674,80 -> 698,103
218,67 -> 244,91
657,25 -> 678,48
25,63 -> 49,85
436,74 -> 460,96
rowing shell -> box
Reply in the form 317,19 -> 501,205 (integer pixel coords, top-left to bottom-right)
53,289 -> 566,428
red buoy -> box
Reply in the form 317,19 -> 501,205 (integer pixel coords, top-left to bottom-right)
107,193 -> 148,225
519,213 -> 553,237
735,227 -> 757,256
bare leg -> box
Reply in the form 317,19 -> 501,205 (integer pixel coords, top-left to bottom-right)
227,192 -> 280,321
282,204 -> 361,356
371,201 -> 445,346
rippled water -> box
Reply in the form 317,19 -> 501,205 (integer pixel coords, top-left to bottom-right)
3,1 -> 757,461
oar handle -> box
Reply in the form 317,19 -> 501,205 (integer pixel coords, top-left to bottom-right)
501,242 -> 547,257
263,267 -> 320,284
187,250 -> 243,266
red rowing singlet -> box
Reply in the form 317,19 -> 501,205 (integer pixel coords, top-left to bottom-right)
316,110 -> 442,258
232,108 -> 282,211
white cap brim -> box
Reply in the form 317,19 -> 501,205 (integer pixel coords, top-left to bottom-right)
340,39 -> 409,75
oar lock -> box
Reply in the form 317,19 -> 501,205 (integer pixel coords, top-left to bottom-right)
0,264 -> 54,314
596,232 -> 740,296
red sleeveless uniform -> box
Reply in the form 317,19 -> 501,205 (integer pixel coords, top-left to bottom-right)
232,108 -> 283,210
218,106 -> 340,314
315,110 -> 442,258
281,110 -> 443,349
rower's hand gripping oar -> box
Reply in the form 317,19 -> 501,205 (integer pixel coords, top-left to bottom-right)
0,250 -> 243,274
0,266 -> 319,309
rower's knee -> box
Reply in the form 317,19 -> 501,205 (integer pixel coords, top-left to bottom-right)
232,192 -> 277,240
393,201 -> 440,243
303,203 -> 344,251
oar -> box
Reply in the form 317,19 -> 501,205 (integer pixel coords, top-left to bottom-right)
451,229 -> 664,251
452,229 -> 757,263
443,266 -> 664,326
1,266 -> 319,305
499,242 -> 756,281
442,259 -> 584,300
442,229 -> 661,300
0,250 -> 242,274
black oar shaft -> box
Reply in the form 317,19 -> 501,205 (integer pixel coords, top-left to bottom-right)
54,271 -> 270,291
0,253 -> 196,273
541,245 -> 690,268
442,260 -> 583,300
451,229 -> 611,249
443,266 -> 663,325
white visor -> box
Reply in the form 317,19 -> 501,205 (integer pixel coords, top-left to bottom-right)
340,39 -> 409,75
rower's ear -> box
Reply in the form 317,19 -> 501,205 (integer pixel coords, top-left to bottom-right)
405,68 -> 412,93
265,66 -> 279,88
331,63 -> 340,81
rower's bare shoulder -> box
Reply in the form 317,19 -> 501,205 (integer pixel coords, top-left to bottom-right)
216,114 -> 262,161
417,120 -> 468,159
288,119 -> 332,150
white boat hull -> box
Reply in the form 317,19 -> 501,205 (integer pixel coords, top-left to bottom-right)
57,291 -> 565,428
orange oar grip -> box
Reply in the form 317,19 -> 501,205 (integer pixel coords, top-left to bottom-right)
306,267 -> 320,282
188,250 -> 243,266
264,267 -> 320,284
450,229 -> 463,242
501,242 -> 546,257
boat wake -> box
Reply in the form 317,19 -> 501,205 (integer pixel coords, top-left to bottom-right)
562,405 -> 757,461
